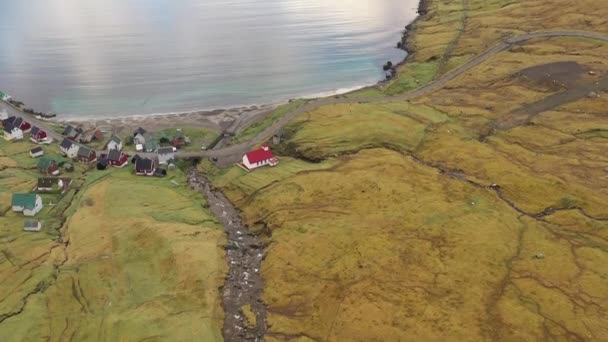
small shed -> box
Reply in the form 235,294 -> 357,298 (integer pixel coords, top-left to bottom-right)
30,147 -> 44,158
23,220 -> 42,232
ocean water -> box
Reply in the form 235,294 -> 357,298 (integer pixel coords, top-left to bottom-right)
0,0 -> 418,117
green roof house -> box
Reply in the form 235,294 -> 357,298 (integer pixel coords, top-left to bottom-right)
37,157 -> 60,176
12,193 -> 43,216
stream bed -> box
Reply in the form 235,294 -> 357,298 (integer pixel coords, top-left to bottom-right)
188,169 -> 267,341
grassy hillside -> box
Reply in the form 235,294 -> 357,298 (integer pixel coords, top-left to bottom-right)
210,0 -> 608,340
0,139 -> 225,341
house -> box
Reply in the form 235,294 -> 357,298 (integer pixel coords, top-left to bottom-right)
63,125 -> 82,141
157,147 -> 175,165
108,149 -> 129,168
30,147 -> 44,158
135,158 -> 156,176
60,138 -> 80,158
29,126 -> 48,143
37,158 -> 60,176
107,136 -> 123,151
4,116 -> 31,133
76,146 -> 97,164
238,143 -> 279,171
36,178 -> 68,192
3,124 -> 23,141
23,220 -> 42,232
12,193 -> 43,216
80,129 -> 104,143
133,133 -> 146,146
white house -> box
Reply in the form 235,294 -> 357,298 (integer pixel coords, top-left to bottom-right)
12,193 -> 43,217
133,133 -> 146,145
107,136 -> 123,151
3,124 -> 23,141
238,143 -> 279,171
23,220 -> 42,232
157,147 -> 175,165
30,147 -> 44,158
60,138 -> 80,158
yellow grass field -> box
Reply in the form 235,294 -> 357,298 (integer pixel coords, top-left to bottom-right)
0,135 -> 226,341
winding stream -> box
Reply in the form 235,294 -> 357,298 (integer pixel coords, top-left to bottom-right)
188,169 -> 267,341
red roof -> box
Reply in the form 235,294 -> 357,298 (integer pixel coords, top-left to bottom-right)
245,147 -> 274,164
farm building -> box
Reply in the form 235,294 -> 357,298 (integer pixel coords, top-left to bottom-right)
37,158 -> 60,176
30,126 -> 48,143
60,138 -> 80,158
12,193 -> 43,216
76,147 -> 97,164
238,143 -> 279,171
30,147 -> 44,158
23,220 -> 42,232
135,158 -> 156,176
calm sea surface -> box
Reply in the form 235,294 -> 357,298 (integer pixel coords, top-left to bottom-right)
0,0 -> 418,117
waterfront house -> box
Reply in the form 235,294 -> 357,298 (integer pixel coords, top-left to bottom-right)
108,149 -> 129,168
23,220 -> 42,232
157,147 -> 175,165
238,143 -> 279,171
30,147 -> 44,158
4,116 -> 31,133
3,124 -> 23,141
60,138 -> 80,158
135,158 -> 156,176
12,193 -> 43,216
63,125 -> 82,141
36,178 -> 67,192
29,126 -> 48,144
107,136 -> 123,151
76,146 -> 97,164
80,129 -> 104,143
133,133 -> 146,146
37,158 -> 60,176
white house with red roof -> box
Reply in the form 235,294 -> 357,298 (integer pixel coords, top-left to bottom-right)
238,143 -> 279,171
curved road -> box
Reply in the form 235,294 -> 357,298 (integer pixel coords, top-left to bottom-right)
3,30 -> 608,162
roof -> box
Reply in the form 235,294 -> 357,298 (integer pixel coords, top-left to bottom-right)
13,117 -> 23,128
77,147 -> 93,158
31,126 -> 40,136
134,127 -> 147,135
108,149 -> 122,161
37,178 -> 58,188
3,116 -> 15,126
24,220 -> 40,228
30,147 -> 43,154
3,123 -> 15,133
110,135 -> 121,144
136,158 -> 154,170
12,193 -> 38,209
245,147 -> 275,164
97,158 -> 108,166
157,147 -> 174,155
37,157 -> 56,170
60,138 -> 73,149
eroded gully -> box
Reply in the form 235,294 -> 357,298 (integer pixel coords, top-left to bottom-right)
188,169 -> 267,341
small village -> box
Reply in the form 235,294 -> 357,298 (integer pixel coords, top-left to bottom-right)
2,113 -> 280,232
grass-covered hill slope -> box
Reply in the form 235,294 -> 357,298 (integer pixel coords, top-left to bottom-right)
210,0 -> 608,340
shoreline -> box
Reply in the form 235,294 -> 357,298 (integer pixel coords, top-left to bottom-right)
2,3 -> 426,134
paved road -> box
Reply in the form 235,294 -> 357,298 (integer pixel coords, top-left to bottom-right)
4,30 -> 608,162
